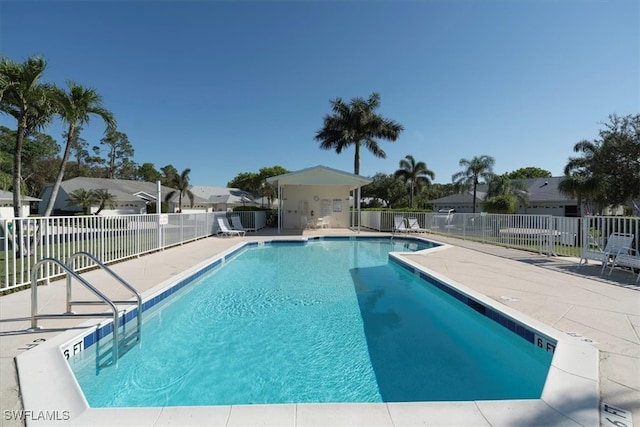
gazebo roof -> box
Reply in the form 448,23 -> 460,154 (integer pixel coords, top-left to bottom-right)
266,165 -> 372,189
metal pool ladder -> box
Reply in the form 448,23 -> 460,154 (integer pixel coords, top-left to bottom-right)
30,251 -> 143,362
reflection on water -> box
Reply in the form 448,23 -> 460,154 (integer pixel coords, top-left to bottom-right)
351,264 -> 552,401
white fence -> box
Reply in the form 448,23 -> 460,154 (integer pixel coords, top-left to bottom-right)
0,211 -> 267,291
2,210 -> 637,291
360,211 -> 639,258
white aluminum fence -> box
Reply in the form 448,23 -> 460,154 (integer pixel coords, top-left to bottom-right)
3,211 -> 635,291
360,211 -> 639,258
0,211 -> 268,291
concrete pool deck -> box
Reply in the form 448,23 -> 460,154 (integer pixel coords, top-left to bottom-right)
1,229 -> 638,426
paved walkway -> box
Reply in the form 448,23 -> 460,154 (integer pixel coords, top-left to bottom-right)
1,229 -> 638,426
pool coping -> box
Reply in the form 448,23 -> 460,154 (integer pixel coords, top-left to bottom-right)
15,236 -> 600,426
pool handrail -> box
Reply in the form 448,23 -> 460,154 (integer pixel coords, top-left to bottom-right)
30,257 -> 121,361
66,251 -> 142,343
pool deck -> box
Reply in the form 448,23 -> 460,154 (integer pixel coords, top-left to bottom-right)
1,228 -> 638,426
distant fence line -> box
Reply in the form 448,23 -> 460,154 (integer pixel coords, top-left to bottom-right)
359,210 -> 639,258
0,211 -> 266,291
1,211 -> 638,292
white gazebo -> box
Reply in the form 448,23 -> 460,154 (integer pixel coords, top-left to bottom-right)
266,165 -> 372,232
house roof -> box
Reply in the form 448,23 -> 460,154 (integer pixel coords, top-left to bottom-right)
189,186 -> 258,206
430,192 -> 485,204
524,177 -> 574,203
40,177 -> 209,204
0,190 -> 41,202
429,177 -> 576,205
266,165 -> 372,189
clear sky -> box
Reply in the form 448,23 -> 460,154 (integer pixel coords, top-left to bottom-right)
1,0 -> 638,186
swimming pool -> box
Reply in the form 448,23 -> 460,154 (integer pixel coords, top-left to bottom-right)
67,237 -> 552,407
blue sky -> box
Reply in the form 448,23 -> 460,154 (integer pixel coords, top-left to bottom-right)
1,0 -> 638,186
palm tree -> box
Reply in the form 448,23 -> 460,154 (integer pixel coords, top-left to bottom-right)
562,140 -> 608,213
165,168 -> 194,213
314,92 -> 403,176
394,154 -> 435,208
43,81 -> 116,216
0,55 -> 56,217
452,155 -> 495,213
93,189 -> 117,215
558,173 -> 601,216
483,174 -> 528,214
67,188 -> 96,214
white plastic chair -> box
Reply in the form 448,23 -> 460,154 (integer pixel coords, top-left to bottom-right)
407,217 -> 427,233
609,248 -> 640,282
217,217 -> 245,237
579,232 -> 634,273
231,215 -> 247,232
393,215 -> 408,234
318,217 -> 330,229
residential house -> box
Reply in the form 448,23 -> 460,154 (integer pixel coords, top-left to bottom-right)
428,177 -> 580,217
0,190 -> 40,218
37,177 -> 210,215
189,186 -> 259,212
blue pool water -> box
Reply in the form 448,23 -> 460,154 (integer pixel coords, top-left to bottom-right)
68,237 -> 552,407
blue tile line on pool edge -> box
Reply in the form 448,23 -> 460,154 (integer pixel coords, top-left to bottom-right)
83,244 -> 248,350
81,238 -> 543,353
389,255 -> 547,348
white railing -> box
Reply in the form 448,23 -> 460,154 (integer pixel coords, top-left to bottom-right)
359,211 -> 639,258
3,211 -> 636,290
1,211 -> 268,291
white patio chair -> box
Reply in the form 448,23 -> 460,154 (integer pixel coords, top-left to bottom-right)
609,248 -> 640,283
392,215 -> 408,235
217,217 -> 245,237
231,215 -> 248,232
407,217 -> 427,233
317,217 -> 330,229
579,232 -> 634,274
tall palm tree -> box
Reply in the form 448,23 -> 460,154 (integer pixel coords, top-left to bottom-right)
0,55 -> 56,217
93,189 -> 117,215
165,168 -> 194,213
451,155 -> 495,213
394,154 -> 435,208
43,81 -> 116,216
314,92 -> 403,176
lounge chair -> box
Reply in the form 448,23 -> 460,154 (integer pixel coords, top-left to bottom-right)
392,215 -> 408,235
579,232 -> 634,274
407,217 -> 427,233
609,248 -> 640,282
217,217 -> 245,237
231,215 -> 248,232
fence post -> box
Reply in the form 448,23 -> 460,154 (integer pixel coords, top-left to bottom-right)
462,214 -> 466,240
481,213 -> 486,244
547,215 -> 554,256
